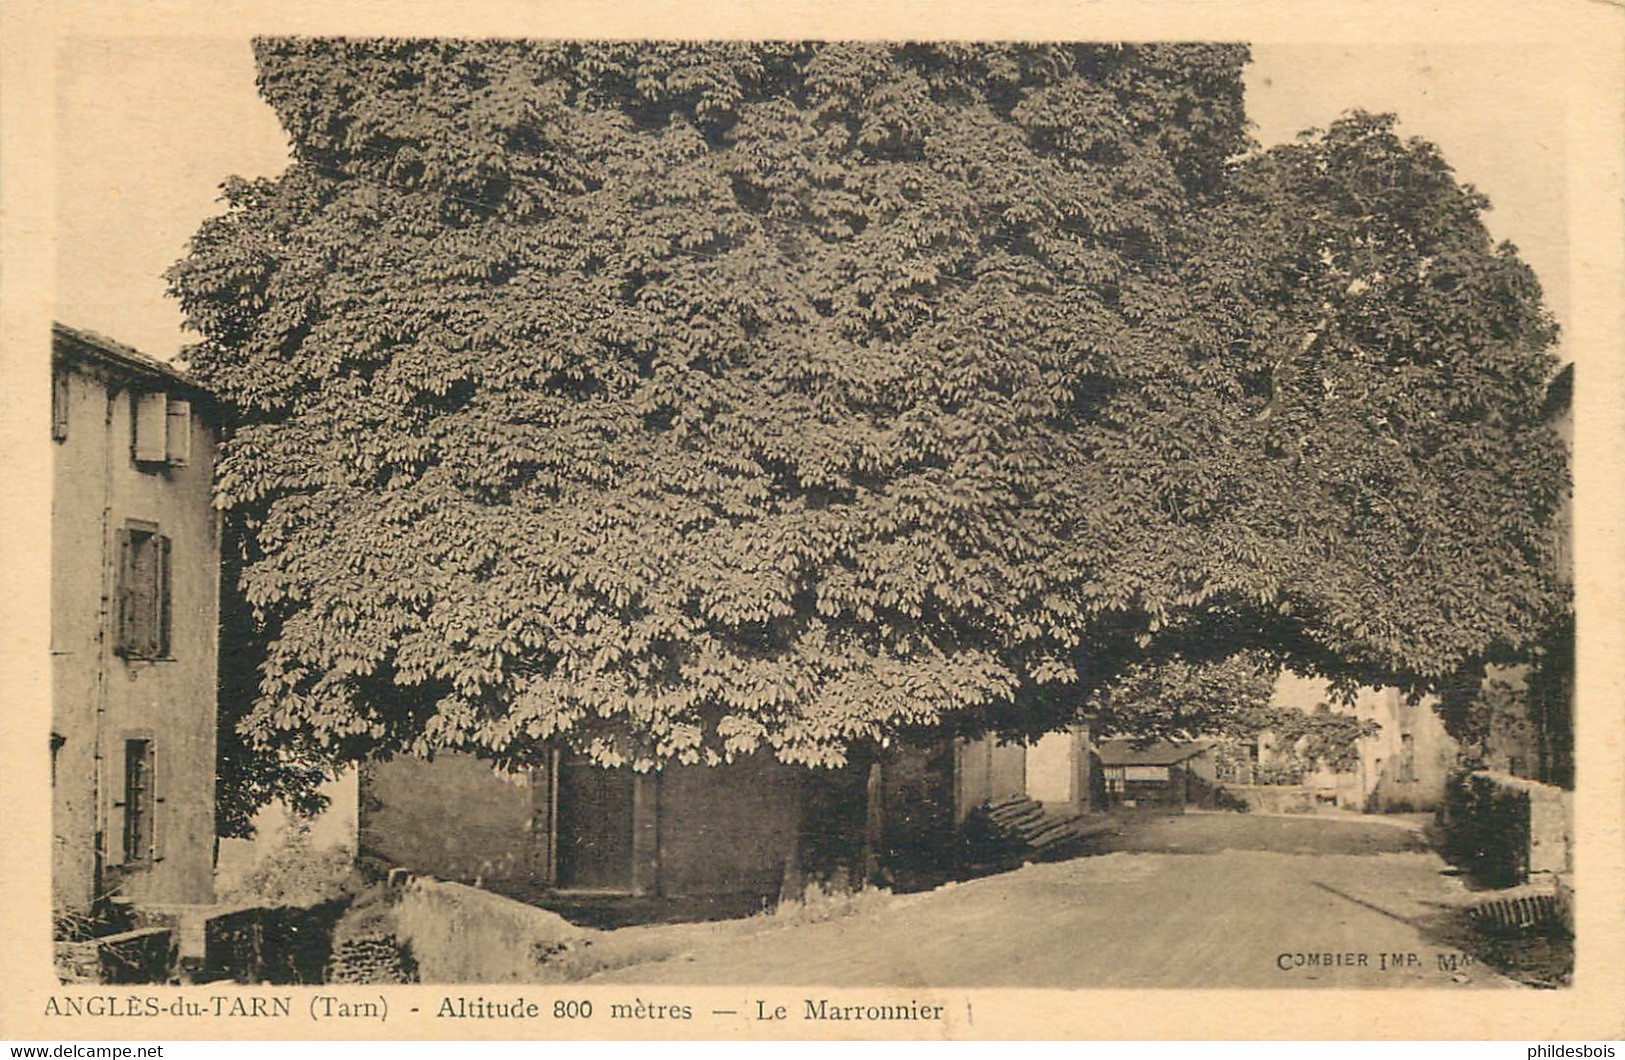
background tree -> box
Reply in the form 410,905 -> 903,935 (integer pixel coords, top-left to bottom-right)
214,520 -> 333,838
169,41 -> 1567,792
1084,652 -> 1276,743
1064,110 -> 1569,726
1082,653 -> 1377,783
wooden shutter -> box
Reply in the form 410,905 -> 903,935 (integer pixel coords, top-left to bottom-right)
129,533 -> 156,656
115,527 -> 165,658
156,535 -> 172,658
149,742 -> 164,864
52,370 -> 69,442
165,400 -> 191,466
133,391 -> 168,464
114,528 -> 133,654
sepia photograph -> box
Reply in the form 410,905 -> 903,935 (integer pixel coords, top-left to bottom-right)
3,0 -> 1622,1044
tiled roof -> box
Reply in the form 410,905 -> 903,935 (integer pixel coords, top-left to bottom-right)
52,322 -> 210,398
1097,737 -> 1214,767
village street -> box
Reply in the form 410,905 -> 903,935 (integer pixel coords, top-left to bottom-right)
586,813 -> 1526,988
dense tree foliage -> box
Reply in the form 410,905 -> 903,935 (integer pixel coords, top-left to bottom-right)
1108,112 -> 1569,689
169,40 -> 1568,778
1085,654 -> 1376,777
1084,653 -> 1276,742
1244,704 -> 1380,777
214,522 -> 332,837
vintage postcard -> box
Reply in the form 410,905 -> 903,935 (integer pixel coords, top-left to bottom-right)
2,0 -> 1622,1043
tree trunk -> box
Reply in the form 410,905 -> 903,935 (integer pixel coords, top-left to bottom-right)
779,770 -> 805,904
862,757 -> 885,887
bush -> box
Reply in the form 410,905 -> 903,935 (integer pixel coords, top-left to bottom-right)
220,823 -> 359,908
954,805 -> 1030,870
1254,761 -> 1305,786
1442,771 -> 1532,887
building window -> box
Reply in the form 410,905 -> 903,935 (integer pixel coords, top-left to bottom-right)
115,522 -> 171,659
1398,733 -> 1417,782
132,391 -> 192,468
119,738 -> 159,866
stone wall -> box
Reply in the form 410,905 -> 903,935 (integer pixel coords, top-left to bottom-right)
953,736 -> 1029,820
324,890 -> 416,984
361,751 -> 813,899
1212,784 -> 1318,815
55,927 -> 174,984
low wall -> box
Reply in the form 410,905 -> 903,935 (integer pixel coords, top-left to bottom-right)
324,889 -> 415,984
1213,785 -> 1318,815
1442,771 -> 1573,887
1554,872 -> 1576,936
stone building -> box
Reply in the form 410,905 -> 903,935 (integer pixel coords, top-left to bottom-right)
1268,674 -> 1459,813
359,727 -> 1099,904
50,324 -> 221,917
359,750 -> 817,902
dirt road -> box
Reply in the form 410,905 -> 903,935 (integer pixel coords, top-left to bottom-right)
590,813 -> 1517,988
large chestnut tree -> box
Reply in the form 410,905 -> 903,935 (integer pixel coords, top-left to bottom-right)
170,41 -> 1567,794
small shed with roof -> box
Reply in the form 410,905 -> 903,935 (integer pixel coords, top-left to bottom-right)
1097,738 -> 1217,810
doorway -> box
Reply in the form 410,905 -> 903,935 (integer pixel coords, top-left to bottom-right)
1026,730 -> 1076,807
553,753 -> 636,891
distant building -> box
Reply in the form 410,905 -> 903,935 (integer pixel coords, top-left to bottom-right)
51,324 -> 221,917
1267,674 -> 1458,813
1096,738 -> 1217,810
954,729 -> 1226,816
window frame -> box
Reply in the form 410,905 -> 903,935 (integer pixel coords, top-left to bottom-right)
131,389 -> 193,469
51,369 -> 69,442
1398,732 -> 1417,783
115,737 -> 163,868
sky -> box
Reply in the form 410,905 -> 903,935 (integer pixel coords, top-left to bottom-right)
54,38 -> 1572,363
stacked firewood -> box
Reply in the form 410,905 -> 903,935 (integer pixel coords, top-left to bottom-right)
983,796 -> 1091,855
